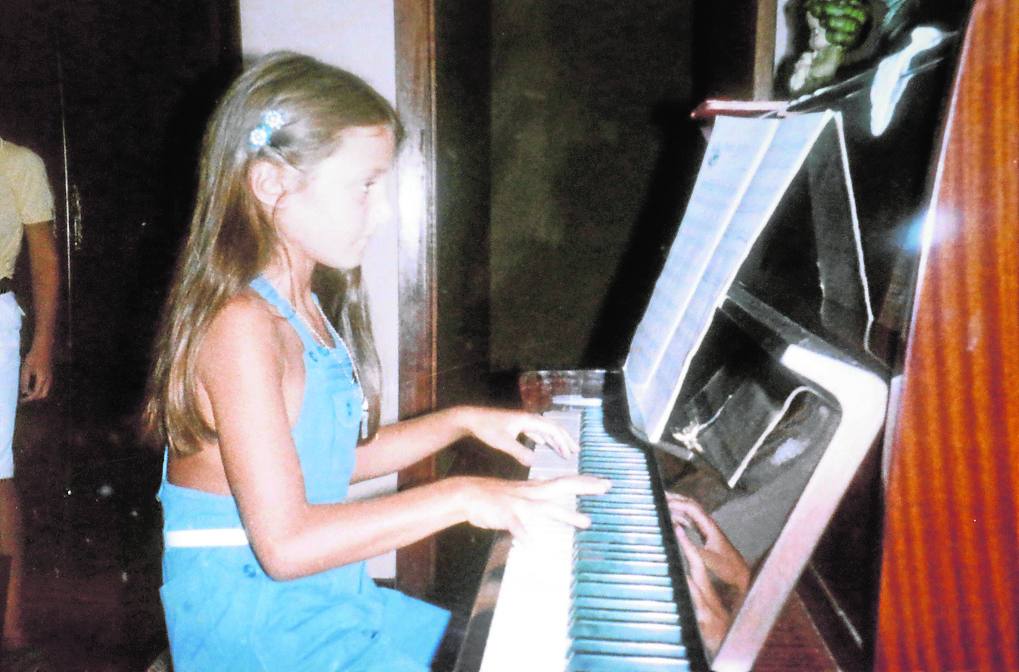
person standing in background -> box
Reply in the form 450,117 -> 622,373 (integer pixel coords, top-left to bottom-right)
0,136 -> 60,656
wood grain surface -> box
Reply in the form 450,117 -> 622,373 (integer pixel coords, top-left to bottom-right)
876,1 -> 1019,669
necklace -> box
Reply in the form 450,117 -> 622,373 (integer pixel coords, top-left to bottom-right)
294,299 -> 370,440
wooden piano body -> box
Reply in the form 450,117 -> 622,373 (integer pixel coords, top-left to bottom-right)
875,0 -> 1019,669
447,2 -> 1019,670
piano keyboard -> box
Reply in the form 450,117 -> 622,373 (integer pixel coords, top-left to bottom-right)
478,406 -> 702,672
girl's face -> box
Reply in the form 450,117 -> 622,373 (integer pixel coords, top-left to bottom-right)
275,124 -> 396,271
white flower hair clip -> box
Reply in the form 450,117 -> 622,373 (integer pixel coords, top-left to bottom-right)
248,109 -> 287,150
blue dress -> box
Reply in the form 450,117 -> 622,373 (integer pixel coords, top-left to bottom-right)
158,277 -> 450,671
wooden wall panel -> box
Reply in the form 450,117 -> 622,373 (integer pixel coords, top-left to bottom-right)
876,1 -> 1019,670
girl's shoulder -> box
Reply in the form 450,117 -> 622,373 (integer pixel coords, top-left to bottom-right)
201,289 -> 289,367
214,288 -> 280,330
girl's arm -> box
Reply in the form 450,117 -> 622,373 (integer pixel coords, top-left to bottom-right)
351,406 -> 578,482
199,299 -> 608,581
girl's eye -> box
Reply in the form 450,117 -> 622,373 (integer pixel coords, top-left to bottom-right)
362,180 -> 375,194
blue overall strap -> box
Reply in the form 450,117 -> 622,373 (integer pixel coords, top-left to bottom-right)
156,448 -> 168,502
249,275 -> 322,352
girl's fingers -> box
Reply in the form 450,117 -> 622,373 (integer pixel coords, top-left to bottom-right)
472,409 -> 581,463
511,476 -> 610,531
506,513 -> 529,542
510,499 -> 590,538
495,436 -> 535,466
545,499 -> 594,528
521,427 -> 577,459
521,502 -> 591,530
532,475 -> 611,498
548,423 -> 580,455
521,430 -> 572,458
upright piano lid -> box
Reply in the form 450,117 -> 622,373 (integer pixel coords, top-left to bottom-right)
622,110 -> 870,446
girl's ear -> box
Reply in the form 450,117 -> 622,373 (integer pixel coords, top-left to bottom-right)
248,159 -> 294,209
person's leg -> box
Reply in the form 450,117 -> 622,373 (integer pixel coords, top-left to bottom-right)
0,293 -> 23,648
0,478 -> 25,648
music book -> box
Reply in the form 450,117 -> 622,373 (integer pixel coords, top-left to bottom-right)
623,110 -> 861,475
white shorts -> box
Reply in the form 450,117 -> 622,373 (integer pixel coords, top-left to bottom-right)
0,293 -> 22,479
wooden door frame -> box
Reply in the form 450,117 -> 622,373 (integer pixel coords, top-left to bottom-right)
393,0 -> 439,597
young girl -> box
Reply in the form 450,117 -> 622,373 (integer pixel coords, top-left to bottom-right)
143,52 -> 608,671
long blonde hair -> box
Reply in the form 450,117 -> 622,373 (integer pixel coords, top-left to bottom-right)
143,51 -> 403,455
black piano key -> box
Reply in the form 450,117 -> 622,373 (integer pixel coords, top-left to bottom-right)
581,455 -> 648,464
583,457 -> 643,464
582,493 -> 652,505
579,538 -> 664,552
586,512 -> 660,526
574,559 -> 671,577
583,482 -> 653,492
573,580 -> 676,602
583,487 -> 655,498
576,548 -> 669,563
585,494 -> 655,504
573,595 -> 679,613
574,551 -> 668,564
574,576 -> 673,593
576,528 -> 665,547
580,511 -> 660,522
581,455 -> 644,460
572,607 -> 680,625
569,620 -> 683,644
580,453 -> 644,460
580,493 -> 657,505
581,492 -> 656,502
586,523 -> 667,536
581,473 -> 651,484
583,480 -> 653,491
568,652 -> 691,672
586,522 -> 664,534
579,501 -> 658,513
576,543 -> 667,557
571,638 -> 688,659
582,448 -> 631,453
586,447 -> 635,452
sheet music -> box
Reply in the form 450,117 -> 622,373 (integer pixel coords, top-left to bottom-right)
626,111 -> 838,444
624,116 -> 777,391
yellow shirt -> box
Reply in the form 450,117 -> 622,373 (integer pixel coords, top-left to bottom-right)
0,138 -> 54,279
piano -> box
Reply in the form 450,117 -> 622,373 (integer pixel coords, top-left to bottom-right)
452,8 -> 981,672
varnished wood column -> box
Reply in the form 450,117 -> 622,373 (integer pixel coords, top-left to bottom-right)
876,1 -> 1019,669
394,0 -> 439,597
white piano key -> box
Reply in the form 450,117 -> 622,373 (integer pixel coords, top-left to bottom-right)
479,412 -> 582,672
478,522 -> 575,672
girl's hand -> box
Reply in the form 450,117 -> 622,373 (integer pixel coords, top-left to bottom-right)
667,492 -> 750,594
456,406 -> 580,466
462,475 -> 611,540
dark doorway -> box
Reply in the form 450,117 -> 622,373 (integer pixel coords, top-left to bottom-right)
1,1 -> 239,668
